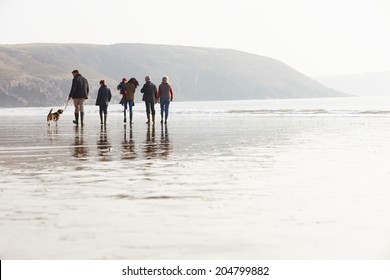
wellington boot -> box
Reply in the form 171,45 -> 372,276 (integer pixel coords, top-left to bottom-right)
73,113 -> 79,125
80,112 -> 85,126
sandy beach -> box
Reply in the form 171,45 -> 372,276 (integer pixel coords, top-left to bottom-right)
1,99 -> 390,259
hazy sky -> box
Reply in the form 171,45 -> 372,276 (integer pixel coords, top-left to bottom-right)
1,0 -> 389,76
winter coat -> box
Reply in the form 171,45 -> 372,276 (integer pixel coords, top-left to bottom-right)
157,83 -> 174,100
95,85 -> 112,106
69,74 -> 89,99
124,82 -> 136,101
117,81 -> 127,95
141,81 -> 158,103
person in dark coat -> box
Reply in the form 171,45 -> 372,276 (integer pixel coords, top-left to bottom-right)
68,69 -> 89,126
95,80 -> 112,125
117,78 -> 127,105
140,76 -> 158,123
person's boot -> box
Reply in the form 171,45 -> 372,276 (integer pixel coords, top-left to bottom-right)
160,114 -> 163,124
146,114 -> 150,123
130,112 -> 133,124
80,112 -> 85,126
73,112 -> 79,125
152,114 -> 155,123
99,112 -> 103,125
123,111 -> 127,123
104,114 -> 107,125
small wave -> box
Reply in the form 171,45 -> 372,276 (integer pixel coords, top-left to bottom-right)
227,109 -> 390,116
112,194 -> 200,200
227,109 -> 328,115
359,110 -> 390,115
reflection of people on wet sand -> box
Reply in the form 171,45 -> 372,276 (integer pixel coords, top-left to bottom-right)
72,127 -> 88,159
97,125 -> 112,161
144,123 -> 157,159
122,126 -> 136,160
159,124 -> 172,158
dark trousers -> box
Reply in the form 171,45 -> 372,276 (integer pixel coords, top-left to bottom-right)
99,105 -> 108,115
145,101 -> 155,116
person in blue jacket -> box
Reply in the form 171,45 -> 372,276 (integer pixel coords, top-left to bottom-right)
95,80 -> 112,125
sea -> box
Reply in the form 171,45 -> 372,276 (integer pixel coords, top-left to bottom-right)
1,96 -> 390,259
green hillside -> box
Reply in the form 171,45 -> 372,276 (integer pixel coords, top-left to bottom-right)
0,43 -> 346,107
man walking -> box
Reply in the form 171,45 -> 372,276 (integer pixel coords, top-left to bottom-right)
140,76 -> 158,123
68,69 -> 89,126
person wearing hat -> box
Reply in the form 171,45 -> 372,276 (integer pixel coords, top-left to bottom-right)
140,75 -> 158,123
117,78 -> 127,105
68,70 -> 89,126
157,76 -> 174,124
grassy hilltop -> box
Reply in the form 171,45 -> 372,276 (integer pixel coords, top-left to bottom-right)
0,43 -> 345,107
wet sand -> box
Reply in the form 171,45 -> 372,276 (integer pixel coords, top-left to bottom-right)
1,106 -> 390,259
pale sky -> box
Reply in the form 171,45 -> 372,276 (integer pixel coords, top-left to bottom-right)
1,0 -> 389,76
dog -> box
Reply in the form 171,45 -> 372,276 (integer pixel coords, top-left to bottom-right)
47,108 -> 64,126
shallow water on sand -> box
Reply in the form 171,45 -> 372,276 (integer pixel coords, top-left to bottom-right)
1,99 -> 390,259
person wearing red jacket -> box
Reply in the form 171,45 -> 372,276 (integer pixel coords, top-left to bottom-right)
157,76 -> 174,124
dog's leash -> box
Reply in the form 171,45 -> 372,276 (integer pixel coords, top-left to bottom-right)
63,99 -> 70,111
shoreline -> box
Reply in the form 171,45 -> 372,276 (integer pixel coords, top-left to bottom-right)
1,107 -> 390,259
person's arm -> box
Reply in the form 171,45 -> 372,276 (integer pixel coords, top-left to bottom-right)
169,85 -> 174,101
108,88 -> 112,102
96,88 -> 101,105
157,85 -> 161,98
86,79 -> 89,98
154,85 -> 158,99
68,77 -> 76,100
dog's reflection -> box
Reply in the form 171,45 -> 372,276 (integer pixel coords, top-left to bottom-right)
97,125 -> 112,161
47,125 -> 59,141
72,126 -> 88,159
122,125 -> 136,160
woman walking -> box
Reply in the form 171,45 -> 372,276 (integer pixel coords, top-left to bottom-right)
157,76 -> 174,124
123,77 -> 139,124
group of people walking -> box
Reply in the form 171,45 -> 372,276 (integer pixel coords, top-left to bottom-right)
67,70 -> 174,126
